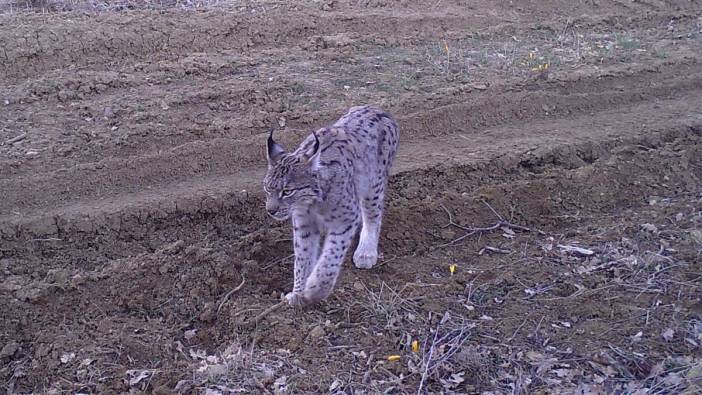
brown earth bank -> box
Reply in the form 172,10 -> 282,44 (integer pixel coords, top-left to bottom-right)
1,1 -> 702,394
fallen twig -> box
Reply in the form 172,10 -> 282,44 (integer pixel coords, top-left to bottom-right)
217,275 -> 246,315
241,299 -> 287,328
438,201 -> 544,247
557,244 -> 595,256
479,246 -> 512,255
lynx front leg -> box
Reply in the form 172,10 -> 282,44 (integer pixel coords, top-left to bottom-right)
285,214 -> 320,307
303,222 -> 358,305
353,183 -> 385,269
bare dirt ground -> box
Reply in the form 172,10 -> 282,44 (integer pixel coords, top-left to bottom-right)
1,1 -> 702,393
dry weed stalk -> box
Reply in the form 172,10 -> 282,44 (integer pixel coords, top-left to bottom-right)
240,299 -> 287,328
217,274 -> 246,315
417,311 -> 474,394
438,200 -> 544,248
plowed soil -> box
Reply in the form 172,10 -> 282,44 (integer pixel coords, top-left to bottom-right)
1,1 -> 701,394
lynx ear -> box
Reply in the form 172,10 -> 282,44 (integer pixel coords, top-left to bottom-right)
267,129 -> 286,165
302,132 -> 321,164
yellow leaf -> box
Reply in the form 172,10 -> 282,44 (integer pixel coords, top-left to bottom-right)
443,41 -> 450,55
449,264 -> 457,274
387,355 -> 401,362
411,340 -> 419,353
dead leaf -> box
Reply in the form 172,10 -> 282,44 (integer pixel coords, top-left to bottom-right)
126,369 -> 152,386
440,372 -> 465,389
274,375 -> 289,395
329,378 -> 342,392
631,331 -> 643,342
60,352 -> 75,364
686,363 -> 702,381
640,223 -> 659,233
184,329 -> 197,340
689,229 -> 702,244
662,328 -> 675,342
663,372 -> 684,386
557,244 -> 595,256
526,351 -> 545,362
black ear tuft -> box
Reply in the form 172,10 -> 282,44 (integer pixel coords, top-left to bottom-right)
267,128 -> 286,164
304,131 -> 321,163
312,132 -> 320,155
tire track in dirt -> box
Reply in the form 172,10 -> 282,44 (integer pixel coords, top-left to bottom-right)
3,61 -> 702,207
1,75 -> 700,242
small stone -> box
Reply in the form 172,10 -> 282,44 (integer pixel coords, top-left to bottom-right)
689,230 -> 702,244
309,325 -> 325,339
184,329 -> 197,340
440,228 -> 456,240
640,223 -> 658,233
0,341 -> 19,359
471,83 -> 488,90
199,302 -> 216,323
60,352 -> 76,364
204,364 -> 228,380
71,273 -> 85,286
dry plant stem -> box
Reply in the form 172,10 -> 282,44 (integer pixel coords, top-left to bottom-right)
217,275 -> 246,315
242,300 -> 287,328
3,132 -> 27,145
417,320 -> 442,394
438,201 -> 544,247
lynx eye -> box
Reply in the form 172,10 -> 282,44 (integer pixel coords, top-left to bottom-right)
280,188 -> 296,198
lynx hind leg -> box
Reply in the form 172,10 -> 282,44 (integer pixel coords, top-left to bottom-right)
353,183 -> 385,269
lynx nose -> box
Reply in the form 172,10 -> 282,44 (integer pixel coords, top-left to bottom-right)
266,201 -> 279,216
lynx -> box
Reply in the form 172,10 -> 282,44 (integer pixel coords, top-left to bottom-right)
263,105 -> 399,307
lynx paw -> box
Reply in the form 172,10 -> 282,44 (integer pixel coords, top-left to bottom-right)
285,292 -> 307,307
353,249 -> 379,269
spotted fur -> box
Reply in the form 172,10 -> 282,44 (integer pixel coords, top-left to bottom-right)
263,105 -> 399,307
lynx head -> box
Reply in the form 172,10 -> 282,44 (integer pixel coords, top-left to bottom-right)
263,129 -> 321,221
